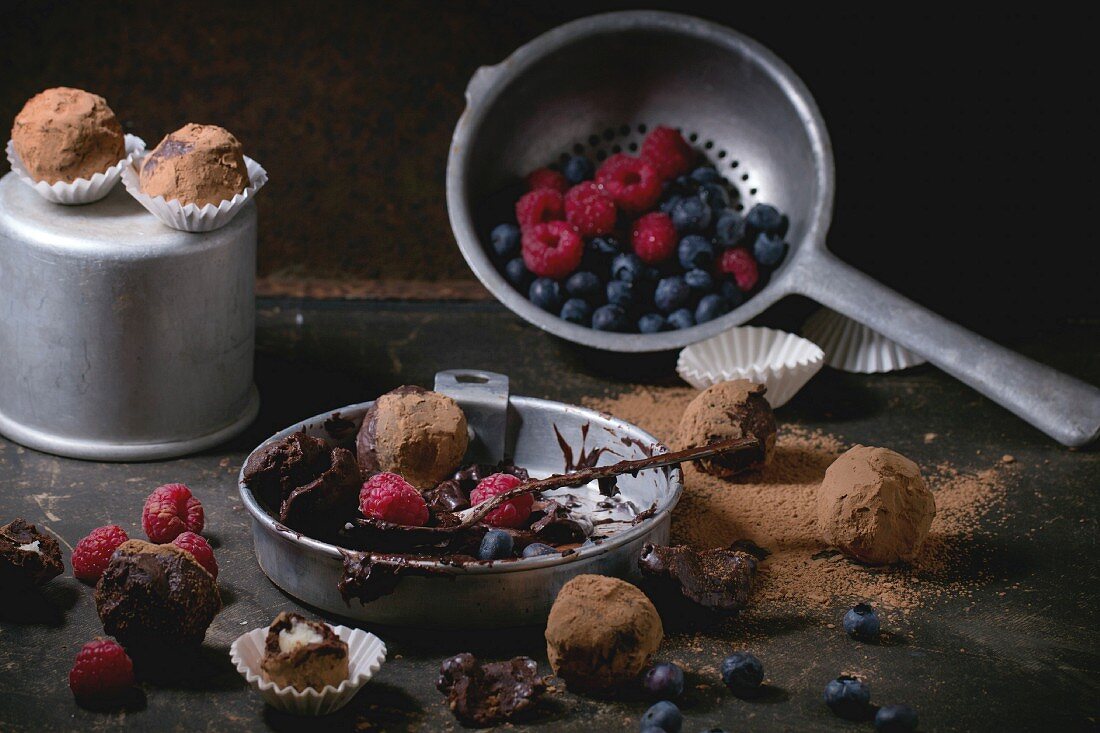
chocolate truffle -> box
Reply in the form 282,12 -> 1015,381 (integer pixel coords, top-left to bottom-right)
356,386 -> 469,489
11,87 -> 126,184
638,542 -> 759,614
139,123 -> 249,206
95,540 -> 220,651
545,574 -> 663,693
816,445 -> 936,565
260,612 -> 349,691
0,519 -> 64,590
437,653 -> 546,726
674,380 -> 776,477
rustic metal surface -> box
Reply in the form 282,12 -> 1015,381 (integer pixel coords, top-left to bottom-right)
0,300 -> 1096,731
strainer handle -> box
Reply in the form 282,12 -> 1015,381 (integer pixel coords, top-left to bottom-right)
793,250 -> 1100,447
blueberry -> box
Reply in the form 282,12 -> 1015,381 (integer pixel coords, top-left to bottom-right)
714,210 -> 747,247
823,675 -> 871,721
678,235 -> 715,270
673,174 -> 694,192
690,166 -> 723,184
528,278 -> 562,312
521,542 -> 557,558
611,253 -> 646,282
697,181 -> 730,210
752,232 -> 787,267
659,194 -> 683,214
566,271 -> 603,303
684,269 -> 715,293
670,196 -> 712,233
720,652 -> 764,697
719,280 -> 745,308
642,662 -> 685,700
640,701 -> 682,733
875,704 -> 918,732
592,304 -> 632,332
490,223 -> 521,259
638,313 -> 669,334
746,203 -> 786,234
478,529 -> 513,560
653,276 -> 690,314
695,293 -> 731,323
607,280 -> 638,309
505,258 -> 533,291
843,603 -> 881,641
563,155 -> 594,184
560,298 -> 592,326
667,308 -> 696,330
590,236 -> 623,258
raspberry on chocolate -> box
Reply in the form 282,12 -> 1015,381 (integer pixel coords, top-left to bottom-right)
360,472 -> 430,527
68,638 -> 135,706
522,221 -> 583,279
470,473 -> 534,528
564,182 -> 617,238
171,531 -> 218,578
72,525 -> 129,583
141,483 -> 204,543
515,188 -> 565,230
595,153 -> 662,214
640,126 -> 695,180
525,167 -> 568,193
718,247 -> 760,291
631,212 -> 677,264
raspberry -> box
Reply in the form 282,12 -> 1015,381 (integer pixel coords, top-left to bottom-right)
71,525 -> 129,583
595,153 -> 662,214
171,531 -> 218,578
631,212 -> 678,264
564,182 -> 617,238
470,473 -> 533,529
141,483 -> 203,543
718,247 -> 760,291
360,472 -> 429,527
525,167 -> 568,193
640,126 -> 695,180
522,221 -> 583,279
68,638 -> 135,705
515,188 -> 564,230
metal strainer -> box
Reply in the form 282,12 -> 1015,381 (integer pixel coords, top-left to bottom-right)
446,11 -> 1100,447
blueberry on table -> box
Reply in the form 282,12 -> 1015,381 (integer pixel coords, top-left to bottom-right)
678,234 -> 715,270
697,181 -> 730,210
528,278 -> 562,312
655,276 -> 690,314
752,232 -> 787,267
521,542 -> 557,558
671,196 -> 712,233
559,298 -> 592,326
565,271 -> 603,303
843,603 -> 881,641
720,652 -> 764,697
875,703 -> 918,732
695,293 -> 731,323
746,203 -> 786,235
690,165 -> 723,184
478,529 -> 514,560
640,700 -> 682,733
823,675 -> 871,720
607,280 -> 638,309
642,662 -> 685,700
611,253 -> 647,282
592,304 -> 632,332
714,210 -> 747,247
563,155 -> 594,184
505,257 -> 534,291
684,269 -> 715,293
490,223 -> 521,259
719,280 -> 745,308
667,308 -> 696,330
638,313 -> 668,334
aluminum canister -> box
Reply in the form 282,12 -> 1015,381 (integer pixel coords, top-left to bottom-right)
0,173 -> 258,460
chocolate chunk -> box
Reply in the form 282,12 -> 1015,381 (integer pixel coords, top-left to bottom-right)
0,519 -> 64,589
638,542 -> 759,614
424,479 -> 469,513
437,653 -> 546,727
528,499 -> 592,545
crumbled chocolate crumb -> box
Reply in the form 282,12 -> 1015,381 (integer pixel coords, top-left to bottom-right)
437,653 -> 546,726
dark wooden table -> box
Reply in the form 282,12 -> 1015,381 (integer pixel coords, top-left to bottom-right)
1,300 -> 1097,732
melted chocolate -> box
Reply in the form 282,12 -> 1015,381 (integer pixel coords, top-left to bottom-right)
338,550 -> 454,605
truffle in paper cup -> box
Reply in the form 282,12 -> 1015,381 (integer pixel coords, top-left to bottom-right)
121,155 -> 267,233
5,134 -> 145,205
802,307 -> 927,374
230,623 -> 386,716
677,326 -> 824,408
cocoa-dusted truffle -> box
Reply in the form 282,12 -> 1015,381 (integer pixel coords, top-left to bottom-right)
95,540 -> 220,651
638,542 -> 760,614
139,123 -> 249,206
545,574 -> 663,693
11,87 -> 126,183
0,519 -> 64,590
437,653 -> 546,726
242,432 -> 360,534
674,379 -> 776,477
356,386 -> 469,489
260,612 -> 349,691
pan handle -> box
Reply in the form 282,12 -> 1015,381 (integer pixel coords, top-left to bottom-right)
791,249 -> 1100,447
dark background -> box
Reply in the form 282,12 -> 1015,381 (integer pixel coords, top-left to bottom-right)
2,2 -> 1097,339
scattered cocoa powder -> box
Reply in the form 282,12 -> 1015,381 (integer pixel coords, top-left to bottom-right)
585,386 -> 1012,615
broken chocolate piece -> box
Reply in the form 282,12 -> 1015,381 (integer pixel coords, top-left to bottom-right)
437,653 -> 546,727
638,542 -> 759,614
0,519 -> 64,589
261,612 -> 349,691
424,479 -> 469,513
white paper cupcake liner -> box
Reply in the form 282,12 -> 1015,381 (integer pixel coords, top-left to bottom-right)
677,326 -> 824,408
801,307 -> 927,373
5,134 -> 145,205
230,623 -> 386,716
121,154 -> 267,232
